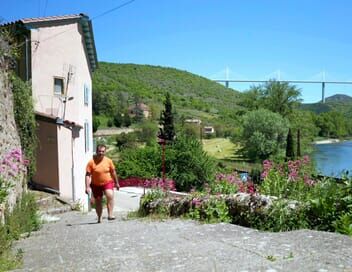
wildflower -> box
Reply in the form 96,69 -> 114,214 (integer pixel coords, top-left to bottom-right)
192,198 -> 202,207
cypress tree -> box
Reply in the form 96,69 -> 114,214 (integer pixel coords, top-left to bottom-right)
296,128 -> 301,157
285,128 -> 295,161
159,92 -> 175,142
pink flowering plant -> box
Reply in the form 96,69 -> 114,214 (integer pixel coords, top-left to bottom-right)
209,172 -> 256,195
143,178 -> 176,191
188,192 -> 231,223
260,156 -> 316,201
0,148 -> 29,204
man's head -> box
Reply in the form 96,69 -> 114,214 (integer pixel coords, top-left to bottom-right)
96,144 -> 107,158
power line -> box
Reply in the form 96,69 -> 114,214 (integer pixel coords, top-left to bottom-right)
16,0 -> 137,46
91,0 -> 136,21
43,0 -> 49,17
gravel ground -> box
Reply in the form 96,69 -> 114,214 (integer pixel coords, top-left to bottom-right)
12,210 -> 352,272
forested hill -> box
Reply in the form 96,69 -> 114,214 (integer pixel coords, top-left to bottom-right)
92,62 -> 242,121
301,94 -> 352,117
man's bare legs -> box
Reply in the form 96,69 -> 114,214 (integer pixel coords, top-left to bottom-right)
95,197 -> 103,223
105,189 -> 115,219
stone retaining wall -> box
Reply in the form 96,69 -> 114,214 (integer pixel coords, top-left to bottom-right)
0,36 -> 24,222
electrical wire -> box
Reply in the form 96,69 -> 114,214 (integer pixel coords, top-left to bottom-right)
43,0 -> 49,17
12,0 -> 137,46
91,0 -> 136,20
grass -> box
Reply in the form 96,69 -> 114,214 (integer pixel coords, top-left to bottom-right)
202,138 -> 241,159
202,138 -> 262,173
96,115 -> 110,128
0,192 -> 41,270
179,108 -> 217,120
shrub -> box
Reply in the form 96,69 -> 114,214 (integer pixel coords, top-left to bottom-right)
118,146 -> 160,179
107,119 -> 113,127
136,121 -> 158,146
260,156 -> 315,201
333,212 -> 352,236
210,172 -> 256,195
144,178 -> 176,191
167,135 -> 216,192
248,199 -> 309,232
0,149 -> 29,204
4,193 -> 41,240
306,178 -> 348,231
139,189 -> 168,216
188,195 -> 231,223
115,132 -> 138,151
118,134 -> 217,192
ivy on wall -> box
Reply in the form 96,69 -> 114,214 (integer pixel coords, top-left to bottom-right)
10,74 -> 37,177
1,30 -> 37,178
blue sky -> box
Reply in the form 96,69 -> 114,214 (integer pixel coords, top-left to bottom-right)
2,0 -> 352,102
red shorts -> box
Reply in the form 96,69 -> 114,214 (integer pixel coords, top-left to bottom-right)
91,181 -> 115,199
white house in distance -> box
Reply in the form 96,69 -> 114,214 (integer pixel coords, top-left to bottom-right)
203,126 -> 215,135
3,14 -> 97,210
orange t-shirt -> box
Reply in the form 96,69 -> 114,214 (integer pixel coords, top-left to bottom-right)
86,156 -> 116,186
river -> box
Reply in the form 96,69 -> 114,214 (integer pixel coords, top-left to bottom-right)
313,140 -> 352,177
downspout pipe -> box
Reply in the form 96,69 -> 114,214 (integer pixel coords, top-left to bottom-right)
25,36 -> 29,81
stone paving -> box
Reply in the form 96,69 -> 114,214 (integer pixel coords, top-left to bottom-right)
11,188 -> 352,272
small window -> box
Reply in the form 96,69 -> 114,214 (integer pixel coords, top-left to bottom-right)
84,84 -> 89,105
84,120 -> 90,152
54,78 -> 64,95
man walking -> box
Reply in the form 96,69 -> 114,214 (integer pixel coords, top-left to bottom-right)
85,144 -> 119,223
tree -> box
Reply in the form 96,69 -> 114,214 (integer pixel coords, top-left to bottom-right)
115,132 -> 138,150
245,80 -> 302,119
92,116 -> 100,132
238,85 -> 262,111
159,92 -> 175,142
261,80 -> 302,118
133,105 -> 145,122
240,109 -> 289,161
296,129 -> 301,157
290,110 -> 319,153
113,112 -> 123,127
315,111 -> 347,138
123,110 -> 132,127
137,121 -> 158,146
285,128 -> 295,161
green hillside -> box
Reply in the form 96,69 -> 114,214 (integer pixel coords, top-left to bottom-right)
93,62 -> 243,124
301,94 -> 352,118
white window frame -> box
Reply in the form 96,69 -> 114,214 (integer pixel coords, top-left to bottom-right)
84,84 -> 89,106
84,120 -> 90,152
54,77 -> 65,95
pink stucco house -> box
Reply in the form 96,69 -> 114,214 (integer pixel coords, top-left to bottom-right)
3,14 -> 97,210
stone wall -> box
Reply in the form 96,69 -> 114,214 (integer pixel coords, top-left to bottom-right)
0,36 -> 24,222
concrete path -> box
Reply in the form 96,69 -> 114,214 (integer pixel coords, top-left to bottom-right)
114,187 -> 146,212
12,188 -> 352,272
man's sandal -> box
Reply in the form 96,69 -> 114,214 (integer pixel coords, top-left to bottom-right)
108,216 -> 116,221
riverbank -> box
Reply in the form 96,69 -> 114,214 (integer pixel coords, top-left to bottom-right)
314,138 -> 340,144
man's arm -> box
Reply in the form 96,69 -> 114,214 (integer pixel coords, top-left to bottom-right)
85,172 -> 91,194
111,170 -> 120,190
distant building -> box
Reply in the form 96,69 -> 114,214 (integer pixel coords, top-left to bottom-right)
203,126 -> 215,135
128,103 -> 150,119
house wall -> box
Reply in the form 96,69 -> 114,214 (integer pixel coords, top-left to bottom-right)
34,120 -> 59,190
30,20 -> 93,210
